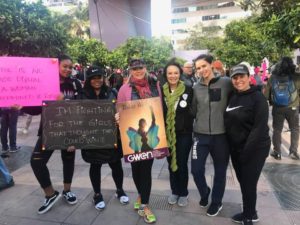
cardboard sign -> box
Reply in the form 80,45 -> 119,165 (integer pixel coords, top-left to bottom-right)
0,57 -> 60,106
42,100 -> 117,150
117,97 -> 169,162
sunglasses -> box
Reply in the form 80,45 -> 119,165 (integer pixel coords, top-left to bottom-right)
131,67 -> 144,71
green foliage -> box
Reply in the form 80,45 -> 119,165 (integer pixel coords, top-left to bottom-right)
184,23 -> 223,52
238,0 -> 300,49
67,38 -> 109,66
0,0 -> 69,56
108,36 -> 173,70
213,17 -> 291,67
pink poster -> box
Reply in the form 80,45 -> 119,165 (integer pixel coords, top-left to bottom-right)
0,57 -> 60,106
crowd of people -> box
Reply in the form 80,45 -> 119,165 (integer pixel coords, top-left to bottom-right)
0,54 -> 300,225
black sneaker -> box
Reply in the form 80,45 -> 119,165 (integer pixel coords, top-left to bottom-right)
199,187 -> 211,207
270,150 -> 281,160
206,203 -> 223,217
289,152 -> 300,160
38,191 -> 61,214
9,146 -> 21,153
62,190 -> 78,205
242,219 -> 253,225
94,194 -> 105,210
115,189 -> 129,205
231,212 -> 259,223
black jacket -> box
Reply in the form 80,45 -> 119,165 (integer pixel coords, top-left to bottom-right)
79,86 -> 123,164
162,85 -> 194,134
224,86 -> 271,163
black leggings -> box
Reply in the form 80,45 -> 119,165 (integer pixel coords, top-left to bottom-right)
31,136 -> 75,189
131,159 -> 154,204
231,151 -> 267,219
89,160 -> 124,194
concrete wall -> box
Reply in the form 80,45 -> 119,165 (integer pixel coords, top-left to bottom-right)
89,0 -> 151,50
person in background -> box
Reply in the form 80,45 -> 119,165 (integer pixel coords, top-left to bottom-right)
191,54 -> 232,217
253,67 -> 264,90
1,105 -> 21,155
264,56 -> 300,160
117,58 -> 161,224
80,65 -> 129,210
224,64 -> 270,225
0,156 -> 14,191
212,60 -> 225,77
162,59 -> 193,207
23,55 -> 82,214
181,62 -> 197,87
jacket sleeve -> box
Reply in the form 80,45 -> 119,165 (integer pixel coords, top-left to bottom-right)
263,76 -> 272,102
21,106 -> 42,115
191,86 -> 197,117
240,94 -> 270,163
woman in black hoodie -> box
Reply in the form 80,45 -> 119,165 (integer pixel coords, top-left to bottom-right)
224,64 -> 271,225
80,65 -> 129,210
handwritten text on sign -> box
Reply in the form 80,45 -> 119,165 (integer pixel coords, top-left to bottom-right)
42,100 -> 117,150
0,57 -> 60,106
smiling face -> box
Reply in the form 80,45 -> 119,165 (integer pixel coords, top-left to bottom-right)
130,66 -> 147,80
195,59 -> 214,81
166,65 -> 180,89
231,74 -> 251,92
90,75 -> 104,90
59,59 -> 73,78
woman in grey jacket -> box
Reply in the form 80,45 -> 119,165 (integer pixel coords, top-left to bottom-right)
191,54 -> 232,217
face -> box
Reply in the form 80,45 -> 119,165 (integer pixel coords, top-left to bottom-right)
195,59 -> 214,80
183,63 -> 193,75
166,65 -> 180,87
130,66 -> 147,80
90,76 -> 104,90
231,74 -> 250,92
59,59 -> 73,78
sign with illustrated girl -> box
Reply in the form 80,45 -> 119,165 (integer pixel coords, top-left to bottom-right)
117,97 -> 169,162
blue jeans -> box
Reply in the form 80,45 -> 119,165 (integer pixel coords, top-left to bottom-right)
0,157 -> 13,184
1,108 -> 19,150
167,133 -> 192,197
191,133 -> 229,204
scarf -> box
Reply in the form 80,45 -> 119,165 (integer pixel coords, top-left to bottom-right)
163,81 -> 185,172
130,76 -> 152,99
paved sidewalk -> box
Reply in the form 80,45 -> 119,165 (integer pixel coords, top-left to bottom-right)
0,115 -> 299,225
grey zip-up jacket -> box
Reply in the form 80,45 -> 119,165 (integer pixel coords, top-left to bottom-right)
192,76 -> 233,135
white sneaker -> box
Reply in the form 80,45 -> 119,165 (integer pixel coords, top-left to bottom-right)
168,194 -> 178,205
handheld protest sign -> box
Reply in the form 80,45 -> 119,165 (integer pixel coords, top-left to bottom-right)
117,97 -> 169,162
0,57 -> 60,106
42,99 -> 117,150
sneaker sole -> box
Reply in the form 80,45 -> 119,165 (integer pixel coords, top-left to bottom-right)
144,217 -> 156,224
114,193 -> 129,205
38,194 -> 61,214
65,198 -> 78,205
206,205 -> 223,217
232,218 -> 260,224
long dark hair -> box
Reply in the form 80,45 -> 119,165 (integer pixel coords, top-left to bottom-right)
273,56 -> 296,76
58,54 -> 72,64
83,75 -> 109,98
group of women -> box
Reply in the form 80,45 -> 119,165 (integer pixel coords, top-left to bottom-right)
27,54 -> 270,225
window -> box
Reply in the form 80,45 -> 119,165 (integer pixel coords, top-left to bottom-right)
173,7 -> 188,13
172,29 -> 188,34
218,2 -> 235,8
202,14 -> 220,21
171,18 -> 187,24
202,26 -> 222,32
